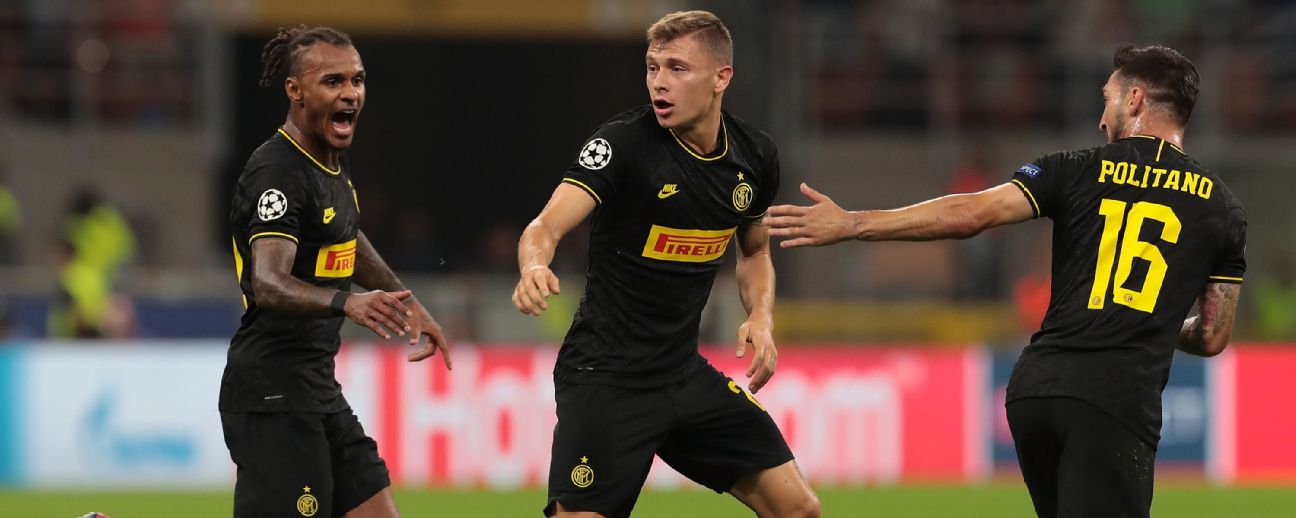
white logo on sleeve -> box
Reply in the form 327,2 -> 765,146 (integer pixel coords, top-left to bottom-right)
579,138 -> 612,170
257,188 -> 288,221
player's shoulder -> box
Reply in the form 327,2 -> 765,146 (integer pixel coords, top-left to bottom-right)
1017,144 -> 1100,180
722,111 -> 776,151
237,132 -> 307,187
592,105 -> 657,136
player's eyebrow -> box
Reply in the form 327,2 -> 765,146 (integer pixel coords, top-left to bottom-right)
319,72 -> 347,83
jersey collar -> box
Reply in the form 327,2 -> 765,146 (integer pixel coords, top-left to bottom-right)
1128,134 -> 1184,159
668,120 -> 729,162
278,128 -> 343,176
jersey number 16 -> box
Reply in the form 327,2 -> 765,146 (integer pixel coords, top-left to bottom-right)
1088,199 -> 1181,314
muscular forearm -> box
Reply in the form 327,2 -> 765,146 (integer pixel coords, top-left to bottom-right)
1177,283 -> 1240,357
254,273 -> 342,316
518,219 -> 559,273
852,193 -> 987,242
736,251 -> 775,321
353,231 -> 406,292
1178,315 -> 1209,356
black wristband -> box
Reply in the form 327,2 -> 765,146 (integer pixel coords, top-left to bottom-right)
330,290 -> 351,316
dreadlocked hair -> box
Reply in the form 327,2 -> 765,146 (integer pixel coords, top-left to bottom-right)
259,25 -> 353,88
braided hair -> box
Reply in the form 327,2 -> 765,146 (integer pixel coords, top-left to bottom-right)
259,25 -> 353,88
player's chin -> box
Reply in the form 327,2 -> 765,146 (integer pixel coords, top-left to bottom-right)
326,131 -> 355,150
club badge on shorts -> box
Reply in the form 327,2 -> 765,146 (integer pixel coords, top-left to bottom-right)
571,456 -> 595,488
297,485 -> 319,517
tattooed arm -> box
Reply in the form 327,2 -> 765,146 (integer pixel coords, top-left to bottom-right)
1178,282 -> 1242,357
251,236 -> 415,341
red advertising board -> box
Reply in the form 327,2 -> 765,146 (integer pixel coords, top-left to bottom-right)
335,344 -> 985,487
1213,345 -> 1296,483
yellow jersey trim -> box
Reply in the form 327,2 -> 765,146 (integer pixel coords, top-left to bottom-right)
1133,134 -> 1183,155
668,122 -> 728,162
562,178 -> 603,205
278,128 -> 342,176
250,231 -> 299,244
1011,179 -> 1041,217
1156,139 -> 1165,162
1209,275 -> 1244,284
231,237 -> 248,309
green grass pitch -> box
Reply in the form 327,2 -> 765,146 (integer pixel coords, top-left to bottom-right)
1,484 -> 1294,517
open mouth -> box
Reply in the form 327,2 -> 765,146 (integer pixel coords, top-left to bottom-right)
330,109 -> 357,136
652,98 -> 674,118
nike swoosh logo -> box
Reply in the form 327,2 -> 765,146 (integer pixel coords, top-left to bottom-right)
323,208 -> 336,224
657,186 -> 680,199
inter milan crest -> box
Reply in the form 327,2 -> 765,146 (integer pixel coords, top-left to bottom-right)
571,456 -> 595,488
579,138 -> 612,170
732,181 -> 753,211
296,486 -> 319,517
257,189 -> 288,221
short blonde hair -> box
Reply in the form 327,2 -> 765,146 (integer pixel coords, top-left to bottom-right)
646,10 -> 733,65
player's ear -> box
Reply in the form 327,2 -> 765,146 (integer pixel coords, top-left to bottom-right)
714,64 -> 733,93
1126,85 -> 1144,117
285,76 -> 303,105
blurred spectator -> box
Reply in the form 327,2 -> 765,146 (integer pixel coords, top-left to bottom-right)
0,168 -> 20,265
64,187 -> 135,280
1252,252 -> 1296,341
0,297 -> 13,341
476,220 -> 523,274
48,239 -> 109,338
47,189 -> 136,338
947,149 -> 1004,299
389,207 -> 442,272
1012,237 -> 1052,334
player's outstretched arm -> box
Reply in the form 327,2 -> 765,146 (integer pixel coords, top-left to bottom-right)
1179,282 -> 1242,357
251,236 -> 413,341
735,219 -> 778,394
354,231 -> 451,368
513,183 -> 595,316
763,182 -> 1035,248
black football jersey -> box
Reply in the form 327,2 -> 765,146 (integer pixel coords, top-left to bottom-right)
221,129 -> 361,413
1006,135 -> 1247,444
557,106 -> 780,387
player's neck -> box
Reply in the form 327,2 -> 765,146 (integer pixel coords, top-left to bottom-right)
1125,119 -> 1185,150
674,106 -> 724,155
282,118 -> 341,169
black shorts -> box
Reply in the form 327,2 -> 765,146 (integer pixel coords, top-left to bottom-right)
545,362 -> 794,518
221,408 -> 391,518
1006,397 -> 1156,518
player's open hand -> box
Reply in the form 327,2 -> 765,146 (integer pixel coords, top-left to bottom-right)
405,297 -> 452,370
737,318 -> 778,394
344,289 -> 413,340
763,183 -> 857,248
513,265 -> 561,316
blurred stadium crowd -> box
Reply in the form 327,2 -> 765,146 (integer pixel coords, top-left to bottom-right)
0,0 -> 1293,343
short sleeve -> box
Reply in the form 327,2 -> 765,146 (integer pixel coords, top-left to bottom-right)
243,166 -> 307,244
1010,150 -> 1079,219
747,145 -> 781,219
1209,205 -> 1247,284
562,126 -> 625,205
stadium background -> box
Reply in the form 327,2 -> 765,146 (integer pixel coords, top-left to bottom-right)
1,0 -> 1295,516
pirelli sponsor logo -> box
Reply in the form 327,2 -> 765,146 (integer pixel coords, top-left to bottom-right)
641,225 -> 735,263
315,239 -> 357,278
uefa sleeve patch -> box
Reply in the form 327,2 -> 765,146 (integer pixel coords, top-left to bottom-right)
1016,163 -> 1042,177
579,138 -> 612,170
257,188 -> 288,221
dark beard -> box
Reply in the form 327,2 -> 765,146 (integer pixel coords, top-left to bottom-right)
1107,112 -> 1127,143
